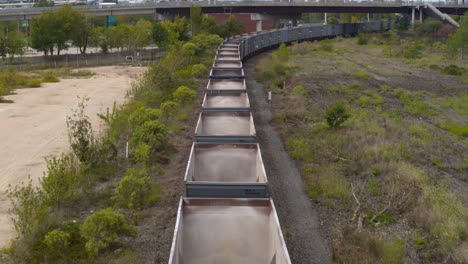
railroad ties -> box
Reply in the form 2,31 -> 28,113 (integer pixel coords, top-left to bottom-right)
169,21 -> 393,264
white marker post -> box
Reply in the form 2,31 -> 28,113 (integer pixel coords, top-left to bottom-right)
125,135 -> 129,159
268,91 -> 272,106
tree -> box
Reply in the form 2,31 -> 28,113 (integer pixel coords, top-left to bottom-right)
152,22 -> 169,48
190,5 -> 203,36
80,208 -> 137,256
325,102 -> 350,129
70,12 -> 90,55
128,19 -> 152,51
418,18 -> 443,35
219,15 -> 244,38
110,23 -> 130,52
447,12 -> 468,58
161,16 -> 190,44
394,15 -> 410,31
30,5 -> 84,55
0,30 -> 26,59
201,16 -> 218,35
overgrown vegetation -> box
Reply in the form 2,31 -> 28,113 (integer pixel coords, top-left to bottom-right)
257,30 -> 468,263
3,13 -> 222,262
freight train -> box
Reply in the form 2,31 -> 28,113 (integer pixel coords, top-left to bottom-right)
169,20 -> 392,264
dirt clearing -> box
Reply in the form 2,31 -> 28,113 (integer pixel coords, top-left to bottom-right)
0,66 -> 145,248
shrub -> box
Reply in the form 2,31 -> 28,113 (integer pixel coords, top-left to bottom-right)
272,43 -> 290,62
325,103 -> 350,129
80,208 -> 137,256
403,44 -> 424,59
7,178 -> 47,238
291,84 -> 306,96
172,85 -> 197,105
350,83 -> 363,90
395,16 -> 410,31
305,166 -> 349,201
66,98 -> 94,163
42,71 -> 59,83
318,39 -> 334,52
43,229 -> 71,260
357,33 -> 368,45
358,91 -> 384,108
353,71 -> 372,79
128,106 -> 161,129
26,78 -> 42,88
133,143 -> 151,165
442,64 -> 465,76
286,138 -> 313,161
160,101 -> 178,119
131,120 -> 169,150
191,64 -> 208,77
114,168 -> 159,210
40,154 -> 81,209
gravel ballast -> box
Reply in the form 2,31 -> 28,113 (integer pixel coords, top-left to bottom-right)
245,58 -> 332,264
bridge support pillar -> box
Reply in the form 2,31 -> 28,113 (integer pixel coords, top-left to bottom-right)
324,13 -> 328,25
419,9 -> 423,23
411,7 -> 415,26
251,13 -> 273,32
256,20 -> 263,32
155,13 -> 174,22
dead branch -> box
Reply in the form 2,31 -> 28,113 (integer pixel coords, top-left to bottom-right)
351,183 -> 361,222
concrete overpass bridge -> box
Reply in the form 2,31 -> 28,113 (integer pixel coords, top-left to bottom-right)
0,1 -> 466,27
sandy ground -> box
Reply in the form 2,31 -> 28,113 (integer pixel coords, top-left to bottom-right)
0,66 -> 145,248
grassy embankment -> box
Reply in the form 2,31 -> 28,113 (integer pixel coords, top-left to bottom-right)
256,33 -> 467,263
0,68 -> 95,102
2,33 -> 223,263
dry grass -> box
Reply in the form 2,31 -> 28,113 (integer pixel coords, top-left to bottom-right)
257,35 -> 468,263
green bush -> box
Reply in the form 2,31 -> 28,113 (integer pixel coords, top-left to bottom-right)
191,64 -> 208,77
128,106 -> 162,129
318,39 -> 334,52
357,33 -> 368,45
358,91 -> 384,108
291,84 -> 306,96
133,143 -> 151,165
442,64 -> 465,76
66,98 -> 95,163
42,70 -> 59,83
131,120 -> 169,150
80,208 -> 137,256
26,78 -> 42,88
114,168 -> 159,210
403,44 -> 424,59
40,154 -> 81,209
325,103 -> 350,129
286,138 -> 313,161
350,83 -> 363,90
43,229 -> 71,260
161,101 -> 178,119
353,71 -> 372,79
172,85 -> 197,105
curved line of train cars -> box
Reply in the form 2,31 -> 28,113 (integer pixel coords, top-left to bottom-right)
169,21 -> 392,264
